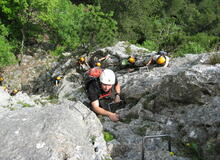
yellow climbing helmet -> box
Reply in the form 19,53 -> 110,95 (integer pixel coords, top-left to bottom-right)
2,86 -> 7,91
56,76 -> 62,80
95,62 -> 101,67
156,56 -> 166,65
79,57 -> 85,63
128,57 -> 136,64
0,77 -> 4,81
12,89 -> 19,94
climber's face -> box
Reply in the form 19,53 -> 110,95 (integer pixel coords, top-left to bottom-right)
101,83 -> 112,92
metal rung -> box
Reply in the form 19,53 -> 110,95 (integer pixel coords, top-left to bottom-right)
141,134 -> 171,160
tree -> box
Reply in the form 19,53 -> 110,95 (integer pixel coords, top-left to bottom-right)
0,0 -> 60,62
80,5 -> 118,52
100,0 -> 164,43
0,36 -> 17,67
42,2 -> 117,55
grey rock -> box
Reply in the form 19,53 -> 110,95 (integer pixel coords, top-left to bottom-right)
0,101 -> 110,160
1,42 -> 220,160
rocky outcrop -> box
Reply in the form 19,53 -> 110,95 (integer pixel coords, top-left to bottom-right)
41,43 -> 220,160
104,52 -> 220,160
25,41 -> 154,96
0,88 -> 40,110
0,41 -> 220,160
0,90 -> 111,160
1,51 -> 55,92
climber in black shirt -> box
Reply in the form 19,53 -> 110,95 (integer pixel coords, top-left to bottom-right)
87,69 -> 121,122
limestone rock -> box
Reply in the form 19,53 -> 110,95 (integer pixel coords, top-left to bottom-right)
0,100 -> 111,160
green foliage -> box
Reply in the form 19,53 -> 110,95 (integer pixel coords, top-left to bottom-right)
50,46 -> 66,57
98,0 -> 219,55
0,36 -> 17,67
0,0 -> 61,64
17,101 -> 31,108
174,42 -> 205,57
189,33 -> 219,51
125,45 -> 132,55
164,0 -> 219,35
0,0 -> 219,61
0,22 -> 17,67
103,131 -> 115,142
0,0 -> 55,39
0,0 -> 118,59
80,5 -> 117,52
0,22 -> 9,37
99,0 -> 164,43
154,18 -> 186,51
45,95 -> 59,104
183,142 -> 203,160
140,40 -> 158,52
45,2 -> 84,52
42,2 -> 117,55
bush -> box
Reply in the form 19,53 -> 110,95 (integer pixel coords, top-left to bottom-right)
0,36 -> 17,67
0,22 -> 9,37
140,40 -> 158,52
80,5 -> 118,52
151,18 -> 186,52
45,2 -> 84,53
44,3 -> 117,55
49,45 -> 66,57
173,42 -> 205,57
190,33 -> 219,51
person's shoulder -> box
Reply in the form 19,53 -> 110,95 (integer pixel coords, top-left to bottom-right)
88,79 -> 100,88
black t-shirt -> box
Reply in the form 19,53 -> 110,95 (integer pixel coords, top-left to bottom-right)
87,78 -> 118,102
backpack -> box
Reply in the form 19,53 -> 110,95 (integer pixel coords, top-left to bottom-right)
157,51 -> 168,56
84,67 -> 102,91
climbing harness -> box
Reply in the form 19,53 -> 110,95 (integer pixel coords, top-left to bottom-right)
99,90 -> 112,99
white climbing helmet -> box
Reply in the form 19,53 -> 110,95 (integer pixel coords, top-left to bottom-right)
99,69 -> 115,85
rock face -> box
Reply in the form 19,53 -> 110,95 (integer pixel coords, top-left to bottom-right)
0,88 -> 39,110
0,95 -> 111,160
0,41 -> 220,160
50,42 -> 219,160
103,52 -> 220,160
